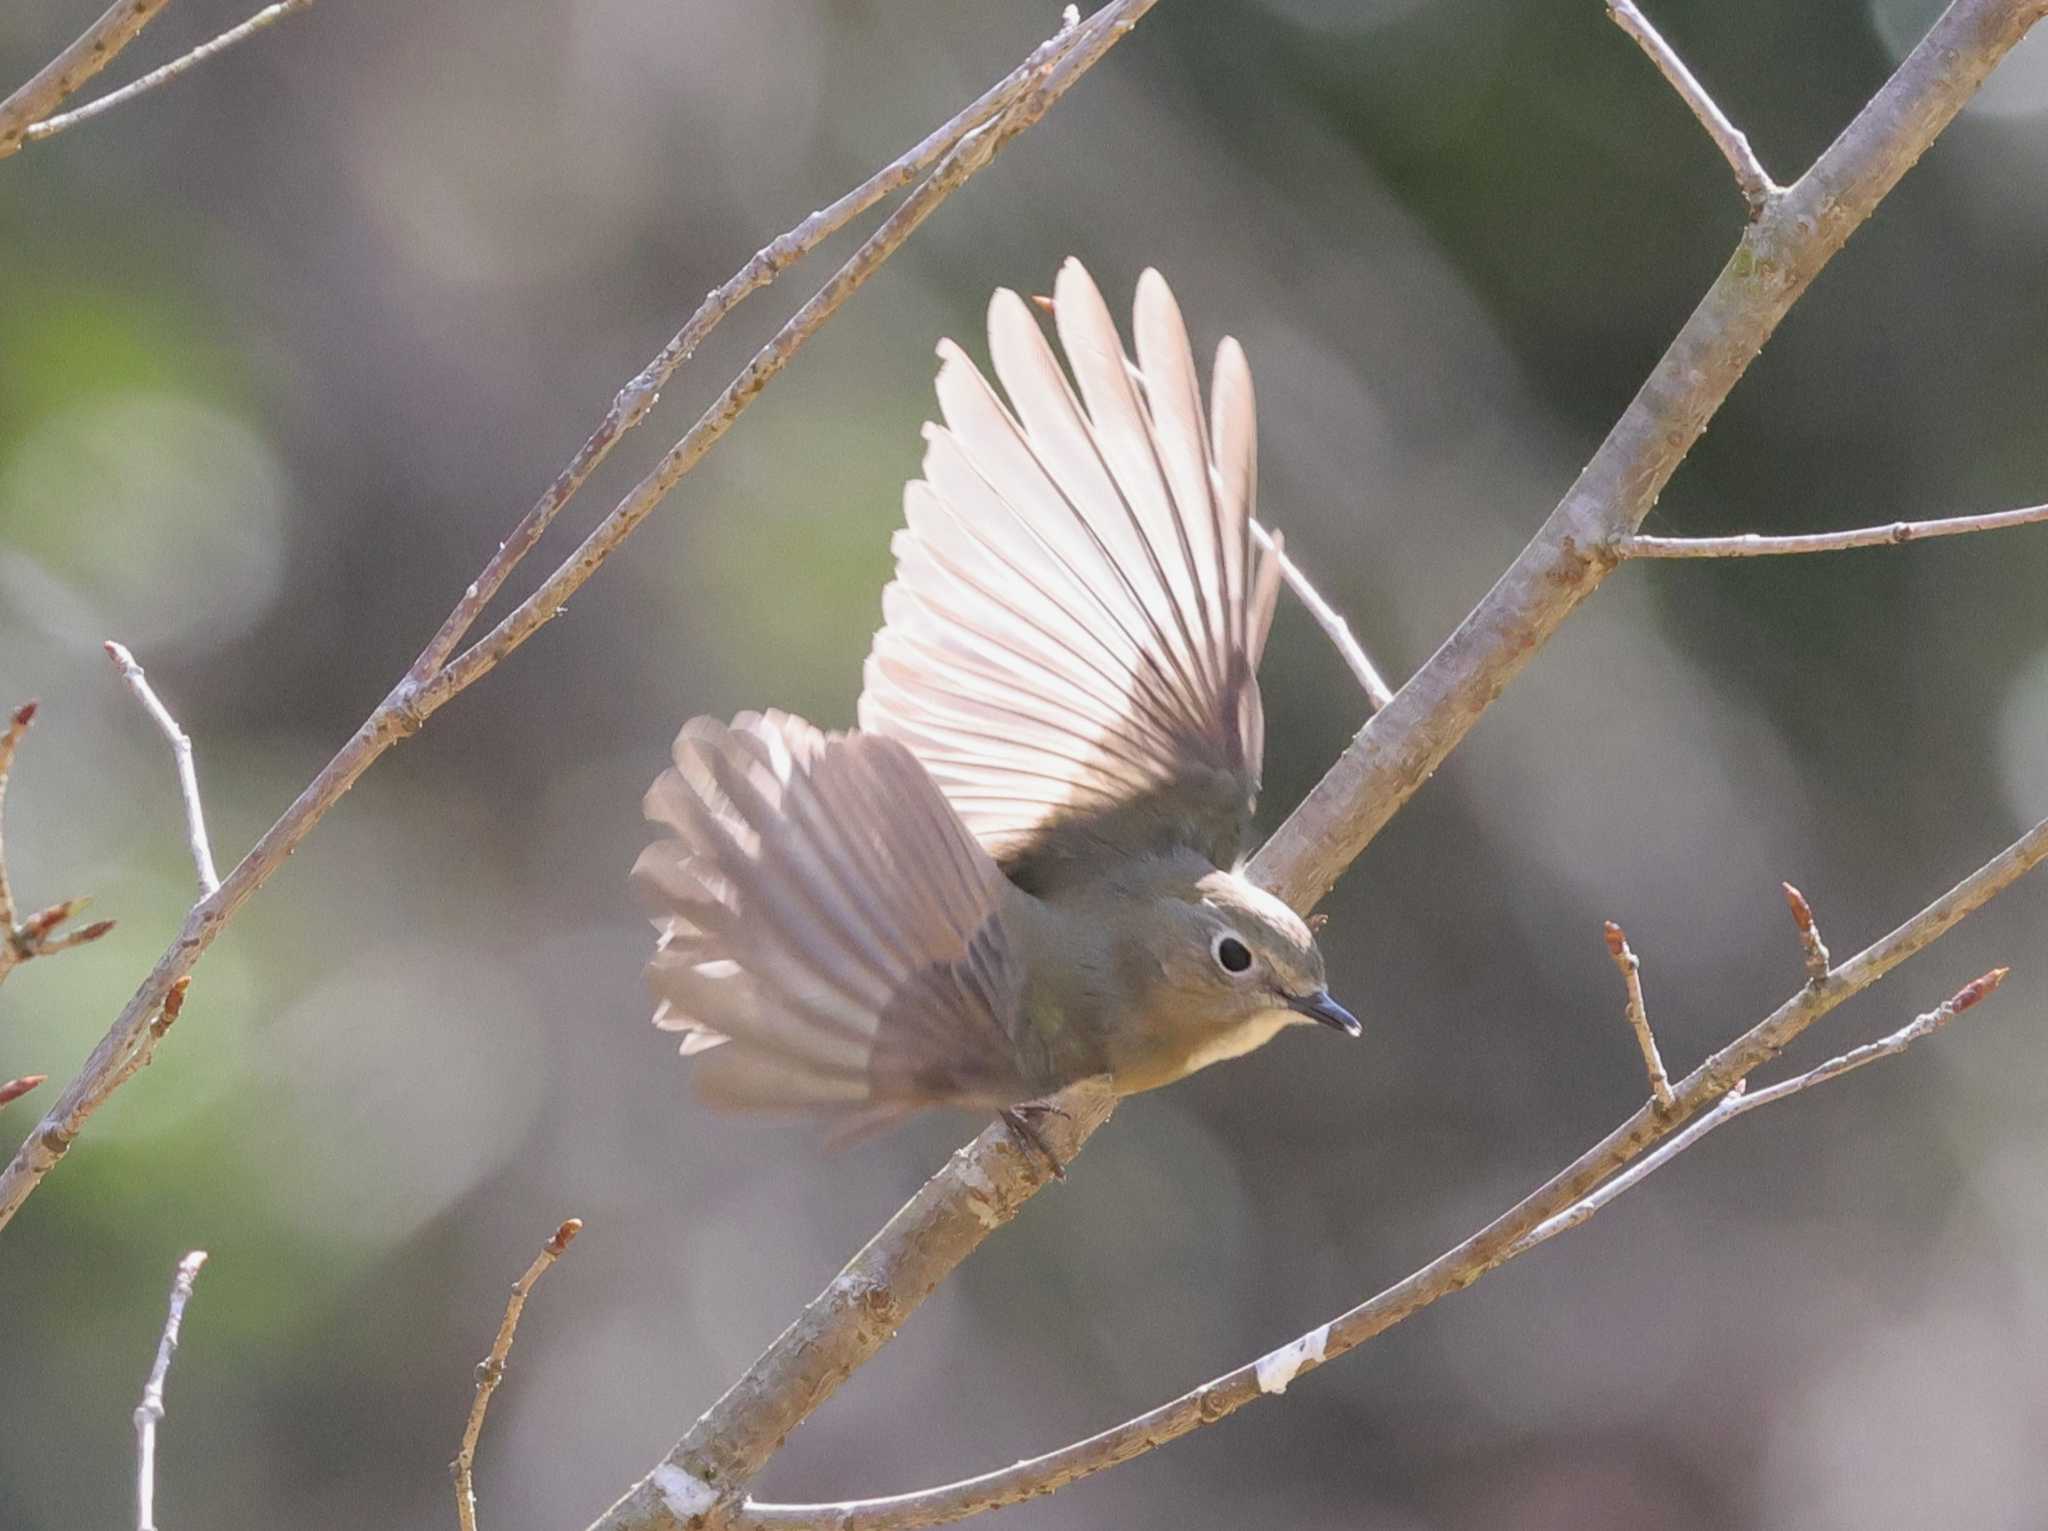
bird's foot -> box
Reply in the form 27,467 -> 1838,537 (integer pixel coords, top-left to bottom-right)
999,1103 -> 1068,1181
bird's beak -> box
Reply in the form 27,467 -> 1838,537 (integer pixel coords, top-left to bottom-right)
1289,989 -> 1362,1037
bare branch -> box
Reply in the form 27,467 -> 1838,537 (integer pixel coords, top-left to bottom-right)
1626,501 -> 2048,558
1251,0 -> 2048,915
15,976 -> 188,1197
736,831 -> 2044,1531
1508,965 -> 2009,1255
1252,523 -> 1395,713
7,4 -> 2042,1525
410,1 -> 1121,681
1781,882 -> 1831,980
0,0 -> 172,159
1602,921 -> 1673,1109
1606,0 -> 1779,215
0,703 -> 116,987
18,906 -> 118,957
585,1080 -> 1117,1531
568,7 -> 2048,1526
19,0 -> 315,150
0,701 -> 34,939
105,643 -> 219,897
416,1 -> 1154,712
0,0 -> 1159,1238
135,1249 -> 208,1531
82,977 -> 190,1116
455,1219 -> 584,1531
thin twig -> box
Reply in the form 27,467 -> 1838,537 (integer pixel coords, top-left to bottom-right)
455,1219 -> 584,1531
15,902 -> 117,958
735,832 -> 2044,1531
588,1079 -> 1117,1531
1603,921 -> 1673,1109
0,701 -> 35,938
1607,0 -> 1779,215
1252,0 -> 2047,914
0,703 -> 116,987
1626,502 -> 2048,558
0,0 -> 1153,1239
1781,882 -> 1831,980
418,3 -> 1152,713
1508,966 -> 2008,1255
582,7 -> 2048,1526
105,643 -> 219,897
1252,523 -> 1395,712
135,1249 -> 208,1531
0,1 -> 2035,1522
20,0 -> 314,149
0,1075 -> 47,1109
407,0 -> 1120,684
25,978 -> 189,1185
0,0 -> 172,159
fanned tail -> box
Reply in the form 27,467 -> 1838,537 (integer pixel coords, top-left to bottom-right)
633,712 -> 1030,1113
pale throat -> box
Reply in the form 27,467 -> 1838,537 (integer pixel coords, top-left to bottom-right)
1173,1006 -> 1298,1079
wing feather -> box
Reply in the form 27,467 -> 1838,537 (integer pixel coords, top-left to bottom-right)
633,712 -> 1031,1112
859,260 -> 1279,884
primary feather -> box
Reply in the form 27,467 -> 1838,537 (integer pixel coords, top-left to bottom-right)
859,260 -> 1282,888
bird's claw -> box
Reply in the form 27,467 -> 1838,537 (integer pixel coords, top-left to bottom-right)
999,1104 -> 1068,1180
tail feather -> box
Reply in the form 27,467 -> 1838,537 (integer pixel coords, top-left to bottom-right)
634,711 -> 1031,1114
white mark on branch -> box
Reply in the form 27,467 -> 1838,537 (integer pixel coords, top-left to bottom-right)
737,811 -> 2048,1531
720,5 -> 2048,1525
1254,1323 -> 1329,1395
653,1465 -> 722,1523
591,1078 -> 1115,1531
135,1249 -> 208,1531
6,0 -> 2038,1525
105,643 -> 219,896
955,1157 -> 1002,1229
1607,0 -> 1779,215
1603,921 -> 1674,1109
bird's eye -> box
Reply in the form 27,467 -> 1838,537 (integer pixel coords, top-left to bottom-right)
1213,934 -> 1253,975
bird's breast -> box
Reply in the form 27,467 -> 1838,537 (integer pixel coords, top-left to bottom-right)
1111,1006 -> 1298,1095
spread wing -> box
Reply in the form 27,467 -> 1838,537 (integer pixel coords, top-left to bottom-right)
859,260 -> 1282,891
632,711 -> 1031,1112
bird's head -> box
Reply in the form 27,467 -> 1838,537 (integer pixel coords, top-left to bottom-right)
1112,865 -> 1359,1084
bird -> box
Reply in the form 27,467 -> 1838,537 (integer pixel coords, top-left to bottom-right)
632,258 -> 1359,1141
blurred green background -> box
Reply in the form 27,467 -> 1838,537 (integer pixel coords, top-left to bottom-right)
4,1 -> 2048,1527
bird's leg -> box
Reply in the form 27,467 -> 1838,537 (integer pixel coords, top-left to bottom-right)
999,1103 -> 1068,1181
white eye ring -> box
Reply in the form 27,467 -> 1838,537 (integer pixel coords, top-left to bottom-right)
1212,932 -> 1254,976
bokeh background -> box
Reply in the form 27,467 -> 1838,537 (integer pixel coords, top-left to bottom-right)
5,1 -> 2048,1526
